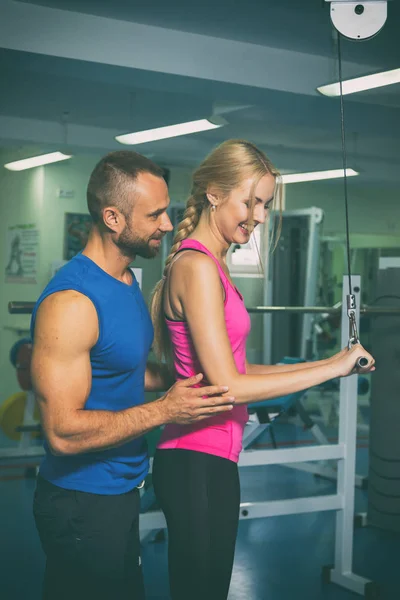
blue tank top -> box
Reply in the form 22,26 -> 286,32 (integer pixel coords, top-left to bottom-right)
30,254 -> 154,495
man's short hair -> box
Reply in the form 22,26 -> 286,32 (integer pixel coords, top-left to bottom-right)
87,151 -> 165,223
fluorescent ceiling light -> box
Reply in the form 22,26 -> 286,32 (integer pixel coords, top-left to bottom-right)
281,168 -> 359,184
4,152 -> 72,171
115,117 -> 226,145
317,68 -> 400,97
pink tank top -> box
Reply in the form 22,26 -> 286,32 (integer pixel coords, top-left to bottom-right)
157,239 -> 251,462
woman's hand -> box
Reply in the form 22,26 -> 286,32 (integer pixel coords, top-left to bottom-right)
330,344 -> 375,377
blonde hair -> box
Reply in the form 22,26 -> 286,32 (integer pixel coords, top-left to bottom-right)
150,139 -> 282,363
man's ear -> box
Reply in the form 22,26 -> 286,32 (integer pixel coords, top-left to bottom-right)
103,206 -> 125,232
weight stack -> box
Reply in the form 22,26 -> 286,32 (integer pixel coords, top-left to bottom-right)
368,267 -> 400,532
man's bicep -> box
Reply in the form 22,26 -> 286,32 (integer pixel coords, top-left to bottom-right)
31,292 -> 97,417
32,342 -> 92,413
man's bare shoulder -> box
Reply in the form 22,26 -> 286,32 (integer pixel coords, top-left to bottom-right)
35,290 -> 98,348
38,289 -> 95,312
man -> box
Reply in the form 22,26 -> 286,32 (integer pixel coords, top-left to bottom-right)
31,151 -> 235,600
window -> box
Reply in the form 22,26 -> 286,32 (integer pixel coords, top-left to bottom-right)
227,226 -> 265,278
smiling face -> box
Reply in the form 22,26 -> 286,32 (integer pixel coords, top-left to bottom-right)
208,173 -> 276,246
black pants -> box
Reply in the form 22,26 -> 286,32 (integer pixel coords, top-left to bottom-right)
152,449 -> 240,600
33,476 -> 145,600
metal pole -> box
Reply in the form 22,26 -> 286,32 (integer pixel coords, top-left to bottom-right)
8,301 -> 400,316
8,301 -> 36,314
248,305 -> 400,315
300,207 -> 323,358
328,275 -> 372,594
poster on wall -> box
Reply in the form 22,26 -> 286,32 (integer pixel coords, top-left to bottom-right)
64,213 -> 92,260
5,223 -> 39,284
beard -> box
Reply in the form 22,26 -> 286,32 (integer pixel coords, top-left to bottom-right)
115,222 -> 162,259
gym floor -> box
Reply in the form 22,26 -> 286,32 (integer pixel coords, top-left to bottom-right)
1,416 -> 399,600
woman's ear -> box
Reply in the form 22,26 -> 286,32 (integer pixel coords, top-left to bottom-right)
206,191 -> 219,208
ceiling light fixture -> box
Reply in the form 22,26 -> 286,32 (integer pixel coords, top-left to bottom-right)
281,168 -> 359,184
115,117 -> 226,145
317,68 -> 400,97
4,152 -> 72,171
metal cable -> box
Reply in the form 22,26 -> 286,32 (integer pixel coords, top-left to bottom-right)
337,33 -> 353,296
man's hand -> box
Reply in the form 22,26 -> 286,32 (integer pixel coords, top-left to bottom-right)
157,373 -> 235,425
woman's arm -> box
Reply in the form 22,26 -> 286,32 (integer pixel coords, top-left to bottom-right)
172,252 -> 373,406
245,358 -> 332,375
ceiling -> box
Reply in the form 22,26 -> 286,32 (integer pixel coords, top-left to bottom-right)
0,0 -> 399,186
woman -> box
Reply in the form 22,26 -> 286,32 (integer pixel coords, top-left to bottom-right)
150,139 -> 374,600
